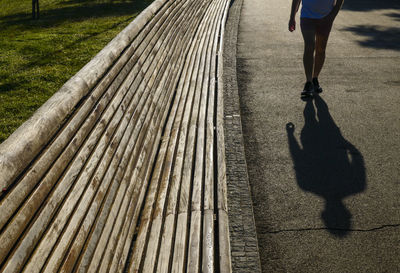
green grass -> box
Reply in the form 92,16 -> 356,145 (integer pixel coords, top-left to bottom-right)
0,0 -> 153,143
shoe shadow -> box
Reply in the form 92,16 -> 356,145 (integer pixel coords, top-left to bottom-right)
286,95 -> 366,237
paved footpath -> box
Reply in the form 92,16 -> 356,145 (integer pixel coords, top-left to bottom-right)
236,0 -> 400,272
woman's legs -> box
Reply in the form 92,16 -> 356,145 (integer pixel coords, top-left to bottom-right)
300,17 -> 333,83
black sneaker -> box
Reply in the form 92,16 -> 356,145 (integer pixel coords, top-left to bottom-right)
301,81 -> 314,98
312,77 -> 323,93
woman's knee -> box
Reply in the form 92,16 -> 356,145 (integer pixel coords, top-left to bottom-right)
315,45 -> 326,55
315,35 -> 329,54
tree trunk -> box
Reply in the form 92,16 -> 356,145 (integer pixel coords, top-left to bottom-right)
32,0 -> 39,19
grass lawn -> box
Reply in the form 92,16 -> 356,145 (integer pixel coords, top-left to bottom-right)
0,0 -> 153,144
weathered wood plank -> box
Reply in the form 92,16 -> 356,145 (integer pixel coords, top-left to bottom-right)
202,0 -> 229,270
217,0 -> 230,214
218,210 -> 232,273
203,210 -> 215,273
186,210 -> 202,273
203,2 -> 229,272
186,1 -> 225,272
217,1 -> 233,273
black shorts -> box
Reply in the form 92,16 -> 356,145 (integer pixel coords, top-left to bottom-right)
300,16 -> 333,36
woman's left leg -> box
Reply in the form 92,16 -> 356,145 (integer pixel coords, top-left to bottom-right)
313,19 -> 334,78
313,33 -> 330,78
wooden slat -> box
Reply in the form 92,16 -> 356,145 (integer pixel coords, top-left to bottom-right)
218,210 -> 232,273
186,0 -> 226,272
217,1 -> 233,273
217,0 -> 230,214
202,0 -> 228,271
185,210 -> 202,272
203,210 -> 215,273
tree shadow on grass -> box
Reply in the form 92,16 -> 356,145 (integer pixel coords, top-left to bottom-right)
0,15 -> 132,94
0,0 -> 152,30
0,0 -> 153,94
286,96 -> 366,237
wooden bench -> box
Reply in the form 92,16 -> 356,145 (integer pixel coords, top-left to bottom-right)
0,0 -> 232,272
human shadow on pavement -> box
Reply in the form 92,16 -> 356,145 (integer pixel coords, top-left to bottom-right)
286,96 -> 366,237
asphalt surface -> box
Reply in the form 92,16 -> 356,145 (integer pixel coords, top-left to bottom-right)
236,0 -> 400,272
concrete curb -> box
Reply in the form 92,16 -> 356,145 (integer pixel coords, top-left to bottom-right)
223,0 -> 262,272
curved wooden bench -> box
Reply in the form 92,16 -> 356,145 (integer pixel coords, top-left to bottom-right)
0,0 -> 231,272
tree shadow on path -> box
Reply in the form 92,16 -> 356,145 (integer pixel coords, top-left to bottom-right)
342,25 -> 400,51
340,0 -> 400,51
342,0 -> 400,12
286,96 -> 366,237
